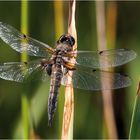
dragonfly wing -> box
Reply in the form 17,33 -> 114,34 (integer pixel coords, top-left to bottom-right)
0,22 -> 54,57
61,65 -> 131,91
69,49 -> 136,68
0,60 -> 44,82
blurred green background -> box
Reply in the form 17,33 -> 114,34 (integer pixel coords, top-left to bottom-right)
0,1 -> 140,139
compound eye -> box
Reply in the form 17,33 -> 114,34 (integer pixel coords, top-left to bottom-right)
58,34 -> 75,47
59,35 -> 68,43
69,36 -> 75,46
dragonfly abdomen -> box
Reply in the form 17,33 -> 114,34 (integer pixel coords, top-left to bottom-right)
48,64 -> 63,126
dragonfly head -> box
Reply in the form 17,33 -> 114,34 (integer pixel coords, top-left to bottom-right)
57,34 -> 75,47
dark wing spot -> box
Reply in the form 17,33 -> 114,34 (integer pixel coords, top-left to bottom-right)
99,50 -> 104,55
124,74 -> 129,77
23,34 -> 27,39
24,62 -> 28,65
92,69 -> 96,72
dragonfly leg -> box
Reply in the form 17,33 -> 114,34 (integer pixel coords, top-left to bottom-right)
63,61 -> 76,70
41,59 -> 54,75
46,64 -> 52,75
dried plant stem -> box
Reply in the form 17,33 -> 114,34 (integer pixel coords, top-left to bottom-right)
61,0 -> 77,139
95,1 -> 118,139
21,0 -> 29,138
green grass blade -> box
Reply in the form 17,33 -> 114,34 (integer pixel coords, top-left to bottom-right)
21,92 -> 29,138
20,0 -> 29,138
21,0 -> 28,62
129,84 -> 140,139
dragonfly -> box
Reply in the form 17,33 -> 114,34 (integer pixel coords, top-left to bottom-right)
0,22 -> 137,126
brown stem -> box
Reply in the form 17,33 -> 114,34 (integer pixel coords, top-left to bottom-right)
61,0 -> 77,139
95,1 -> 118,139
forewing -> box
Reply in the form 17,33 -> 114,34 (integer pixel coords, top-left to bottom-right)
69,49 -> 136,68
0,22 -> 54,57
0,60 -> 43,82
61,65 -> 131,91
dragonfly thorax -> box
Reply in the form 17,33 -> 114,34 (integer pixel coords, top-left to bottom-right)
55,43 -> 73,55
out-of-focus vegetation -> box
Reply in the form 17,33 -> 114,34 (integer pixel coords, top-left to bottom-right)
0,1 -> 140,139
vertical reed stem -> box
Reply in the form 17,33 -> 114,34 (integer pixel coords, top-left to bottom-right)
21,0 -> 29,138
54,1 -> 64,39
129,81 -> 140,139
54,0 -> 64,137
61,0 -> 77,139
21,0 -> 28,62
95,1 -> 118,139
128,96 -> 138,139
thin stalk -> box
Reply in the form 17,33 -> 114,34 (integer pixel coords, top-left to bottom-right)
21,94 -> 29,139
61,0 -> 77,139
128,81 -> 140,139
21,0 -> 29,138
95,1 -> 118,139
54,1 -> 64,39
128,96 -> 138,139
21,0 -> 28,62
106,2 -> 117,50
54,0 -> 64,137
